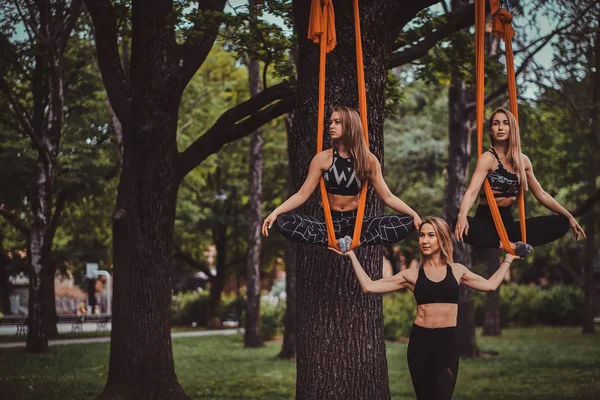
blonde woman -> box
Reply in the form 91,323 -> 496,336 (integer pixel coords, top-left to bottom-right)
332,216 -> 517,399
454,108 -> 585,257
262,106 -> 421,251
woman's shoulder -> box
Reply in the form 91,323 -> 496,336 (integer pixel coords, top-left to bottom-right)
450,262 -> 468,274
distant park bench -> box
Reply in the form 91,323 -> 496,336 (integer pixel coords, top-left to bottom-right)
0,313 -> 112,335
0,315 -> 28,335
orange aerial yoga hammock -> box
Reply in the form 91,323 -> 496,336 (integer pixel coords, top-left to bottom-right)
475,0 -> 526,255
308,0 -> 369,251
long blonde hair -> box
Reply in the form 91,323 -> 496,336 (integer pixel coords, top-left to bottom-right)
331,106 -> 371,180
418,216 -> 454,268
488,108 -> 528,191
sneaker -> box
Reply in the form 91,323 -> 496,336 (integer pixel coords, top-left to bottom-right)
337,235 -> 353,253
514,241 -> 533,258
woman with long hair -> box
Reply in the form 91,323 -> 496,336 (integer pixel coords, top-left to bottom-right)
332,216 -> 517,399
454,108 -> 585,256
262,106 -> 421,251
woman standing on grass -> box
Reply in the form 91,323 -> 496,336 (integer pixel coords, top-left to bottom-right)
332,216 -> 517,399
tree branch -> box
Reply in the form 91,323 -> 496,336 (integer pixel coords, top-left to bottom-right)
464,2 -> 594,113
389,3 -> 475,69
572,187 -> 600,218
83,0 -> 130,125
178,81 -> 295,177
173,244 -> 213,280
177,0 -> 227,89
58,0 -> 83,55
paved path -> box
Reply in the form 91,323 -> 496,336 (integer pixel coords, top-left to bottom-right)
0,328 -> 243,349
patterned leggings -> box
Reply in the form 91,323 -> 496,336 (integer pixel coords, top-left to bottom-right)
453,206 -> 570,248
274,209 -> 415,246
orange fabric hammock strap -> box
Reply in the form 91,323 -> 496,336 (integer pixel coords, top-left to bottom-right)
475,0 -> 526,255
308,0 -> 369,251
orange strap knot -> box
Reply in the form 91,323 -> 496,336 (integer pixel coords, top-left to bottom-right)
491,0 -> 515,42
308,0 -> 337,53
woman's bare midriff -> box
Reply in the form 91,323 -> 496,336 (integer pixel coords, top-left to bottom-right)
414,303 -> 459,328
479,192 -> 517,208
328,193 -> 360,211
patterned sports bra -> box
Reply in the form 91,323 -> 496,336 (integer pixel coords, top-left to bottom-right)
481,148 -> 520,198
323,149 -> 362,196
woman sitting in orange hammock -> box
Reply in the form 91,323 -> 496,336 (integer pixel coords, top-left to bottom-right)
454,108 -> 585,257
262,106 -> 421,252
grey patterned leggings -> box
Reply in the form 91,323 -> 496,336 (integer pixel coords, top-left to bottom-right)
274,209 -> 415,246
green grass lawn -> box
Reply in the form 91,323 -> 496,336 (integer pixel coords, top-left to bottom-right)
0,327 -> 598,399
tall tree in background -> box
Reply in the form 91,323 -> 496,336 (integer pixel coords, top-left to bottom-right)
280,113 -> 297,359
536,0 -> 599,334
244,0 -> 264,348
442,0 -> 478,357
0,0 -> 82,351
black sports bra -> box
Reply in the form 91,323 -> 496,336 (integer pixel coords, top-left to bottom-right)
413,264 -> 459,306
481,148 -> 520,198
323,149 -> 362,196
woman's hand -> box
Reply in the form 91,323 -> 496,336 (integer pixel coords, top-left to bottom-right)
568,216 -> 586,241
262,212 -> 278,237
504,253 -> 520,264
412,213 -> 422,230
454,215 -> 469,242
328,247 -> 354,257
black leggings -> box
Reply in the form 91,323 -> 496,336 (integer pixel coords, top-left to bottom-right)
455,206 -> 570,249
274,209 -> 415,246
407,324 -> 459,400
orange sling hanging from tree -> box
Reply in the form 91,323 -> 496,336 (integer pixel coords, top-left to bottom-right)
476,0 -> 527,255
308,0 -> 369,251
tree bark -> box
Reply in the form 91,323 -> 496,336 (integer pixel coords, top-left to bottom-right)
291,1 -> 434,397
582,21 -> 599,335
95,1 -> 189,397
443,0 -> 478,357
26,44 -> 66,353
483,248 -> 502,336
42,260 -> 59,337
244,0 -> 264,347
0,235 -> 11,314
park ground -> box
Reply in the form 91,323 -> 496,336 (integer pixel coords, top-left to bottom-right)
0,327 -> 598,399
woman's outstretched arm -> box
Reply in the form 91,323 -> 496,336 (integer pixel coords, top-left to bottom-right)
458,253 -> 517,292
331,248 -> 414,294
262,151 -> 328,236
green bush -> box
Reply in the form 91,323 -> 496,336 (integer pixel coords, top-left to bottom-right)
260,295 -> 286,341
171,290 -> 209,326
382,290 -> 417,340
538,285 -> 584,325
474,284 -> 584,327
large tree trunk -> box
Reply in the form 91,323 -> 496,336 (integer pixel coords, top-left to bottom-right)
26,48 -> 65,352
582,21 -> 599,335
98,3 -> 187,397
280,114 -> 297,360
443,0 -> 478,356
292,1 -> 432,397
100,104 -> 186,398
483,248 -> 502,336
244,0 -> 264,346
